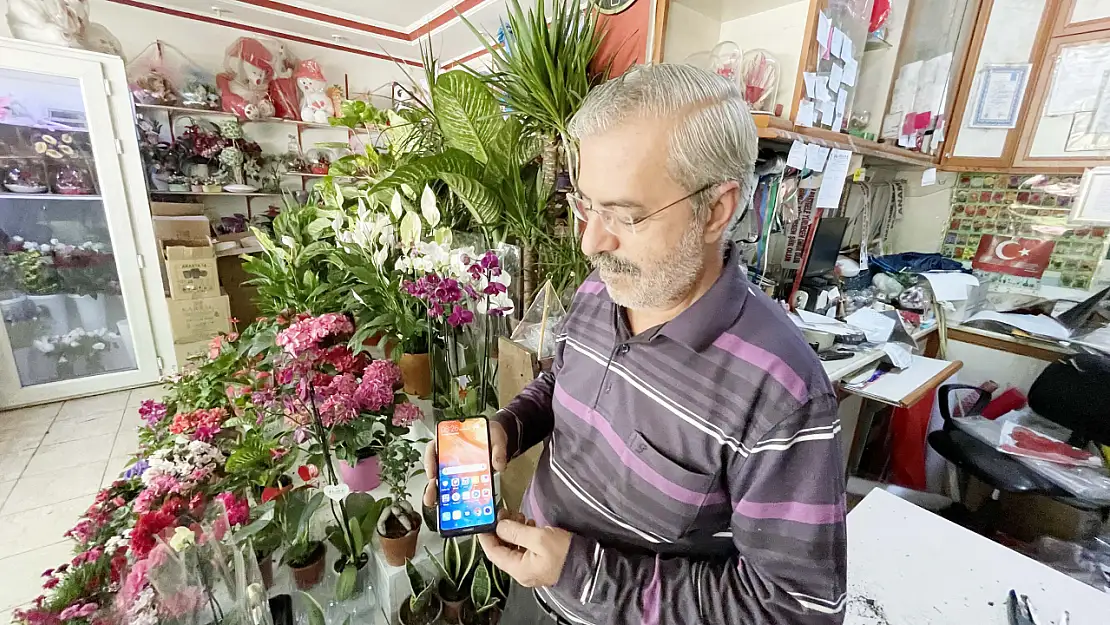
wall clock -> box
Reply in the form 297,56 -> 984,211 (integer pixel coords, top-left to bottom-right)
590,0 -> 636,15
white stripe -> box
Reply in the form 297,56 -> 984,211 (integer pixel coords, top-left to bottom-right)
751,422 -> 841,445
537,587 -> 597,625
578,543 -> 601,603
548,439 -> 667,544
713,531 -> 733,538
789,591 -> 847,610
745,427 -> 842,453
566,337 -> 748,455
586,549 -> 604,603
795,598 -> 847,614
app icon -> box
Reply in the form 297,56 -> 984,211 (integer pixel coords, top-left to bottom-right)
481,474 -> 490,483
484,506 -> 493,515
462,491 -> 471,501
452,511 -> 462,520
451,478 -> 459,487
441,479 -> 449,488
482,488 -> 490,497
462,477 -> 470,486
473,490 -> 482,500
441,494 -> 449,503
441,512 -> 450,522
451,493 -> 460,502
474,508 -> 483,517
464,510 -> 471,517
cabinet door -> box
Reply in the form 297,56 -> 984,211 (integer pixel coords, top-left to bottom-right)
0,46 -> 161,407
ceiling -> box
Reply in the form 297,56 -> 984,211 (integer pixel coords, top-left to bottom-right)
108,0 -> 540,67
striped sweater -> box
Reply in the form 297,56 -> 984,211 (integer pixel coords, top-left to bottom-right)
495,247 -> 847,624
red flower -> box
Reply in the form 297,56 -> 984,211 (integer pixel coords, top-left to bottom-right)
297,465 -> 319,482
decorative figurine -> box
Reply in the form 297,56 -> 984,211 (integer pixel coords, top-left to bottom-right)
294,60 -> 334,124
217,37 -> 276,120
327,84 -> 345,116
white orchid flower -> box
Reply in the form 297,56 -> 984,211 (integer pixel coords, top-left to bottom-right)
400,211 -> 423,247
476,291 -> 515,316
390,190 -> 404,220
420,185 -> 441,228
372,247 -> 388,269
92,342 -> 105,350
38,244 -> 51,253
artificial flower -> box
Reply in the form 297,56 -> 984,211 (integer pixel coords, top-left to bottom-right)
168,526 -> 196,552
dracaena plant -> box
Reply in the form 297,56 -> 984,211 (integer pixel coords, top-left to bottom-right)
425,537 -> 478,602
405,559 -> 441,621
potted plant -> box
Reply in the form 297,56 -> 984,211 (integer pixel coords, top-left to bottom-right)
399,560 -> 443,625
202,175 -> 224,193
279,487 -> 327,590
166,173 -> 190,192
55,242 -> 118,331
427,537 -> 478,622
459,560 -> 506,625
32,327 -> 120,379
376,434 -> 424,566
325,491 -> 389,601
11,244 -> 66,335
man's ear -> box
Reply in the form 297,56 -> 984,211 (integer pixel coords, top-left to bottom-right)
703,181 -> 741,244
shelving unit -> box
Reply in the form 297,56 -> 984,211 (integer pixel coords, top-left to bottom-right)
0,193 -> 103,200
150,191 -> 283,197
753,113 -> 937,167
134,103 -> 337,130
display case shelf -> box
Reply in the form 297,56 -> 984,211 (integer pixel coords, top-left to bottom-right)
0,192 -> 102,200
134,103 -> 339,130
150,190 -> 284,197
753,113 -> 937,167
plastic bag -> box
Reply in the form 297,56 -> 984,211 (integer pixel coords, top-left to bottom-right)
216,37 -> 276,120
510,281 -> 566,359
265,39 -> 300,120
125,41 -> 185,106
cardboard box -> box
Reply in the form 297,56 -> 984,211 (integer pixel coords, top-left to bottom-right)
150,201 -> 205,217
164,245 -> 220,300
172,339 -> 211,371
152,215 -> 211,243
167,295 -> 231,343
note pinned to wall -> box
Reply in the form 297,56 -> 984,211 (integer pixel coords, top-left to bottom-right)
786,140 -> 808,170
797,99 -> 816,127
842,57 -> 858,87
816,149 -> 852,209
831,28 -> 845,60
803,72 -> 817,99
805,144 -> 831,172
829,63 -> 843,92
891,60 -> 923,114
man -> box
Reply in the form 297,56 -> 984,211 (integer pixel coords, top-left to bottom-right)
423,64 -> 846,624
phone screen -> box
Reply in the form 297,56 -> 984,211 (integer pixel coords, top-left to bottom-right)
436,417 -> 497,535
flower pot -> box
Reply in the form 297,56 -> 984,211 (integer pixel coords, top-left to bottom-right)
191,184 -> 205,193
331,553 -> 371,601
150,170 -> 170,191
459,602 -> 501,625
168,183 -> 189,192
363,332 -> 384,347
69,294 -> 107,330
202,184 -> 222,193
378,513 -> 421,567
338,453 -> 382,492
398,595 -> 443,625
27,293 -> 67,335
400,352 -> 432,397
437,580 -> 467,624
290,542 -> 326,590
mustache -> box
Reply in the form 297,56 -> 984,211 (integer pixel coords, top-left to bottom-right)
589,253 -> 639,276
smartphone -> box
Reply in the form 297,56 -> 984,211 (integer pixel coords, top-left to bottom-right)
435,417 -> 498,537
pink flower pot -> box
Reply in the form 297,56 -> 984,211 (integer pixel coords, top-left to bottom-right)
338,454 -> 382,492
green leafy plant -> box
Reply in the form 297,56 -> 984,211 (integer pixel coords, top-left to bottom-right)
403,560 -> 441,624
11,250 -> 61,295
426,536 -> 478,601
470,559 -> 501,615
376,434 -> 424,538
325,491 -> 390,600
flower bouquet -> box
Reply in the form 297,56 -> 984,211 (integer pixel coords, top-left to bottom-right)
33,327 -> 121,379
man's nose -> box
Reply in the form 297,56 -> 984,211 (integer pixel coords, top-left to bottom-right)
579,216 -> 618,257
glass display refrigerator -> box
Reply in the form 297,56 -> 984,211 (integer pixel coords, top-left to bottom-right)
0,37 -> 172,409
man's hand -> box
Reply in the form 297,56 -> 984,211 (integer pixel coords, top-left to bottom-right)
477,519 -> 573,588
422,419 -> 509,508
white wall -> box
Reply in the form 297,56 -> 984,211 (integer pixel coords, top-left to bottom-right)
0,0 -> 414,97
889,168 -> 956,253
717,1 -> 808,113
662,2 -> 721,64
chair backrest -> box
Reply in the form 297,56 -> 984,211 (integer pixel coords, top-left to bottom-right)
937,384 -> 992,425
1028,353 -> 1110,447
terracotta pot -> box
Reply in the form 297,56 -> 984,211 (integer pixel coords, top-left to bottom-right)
257,553 -> 274,589
338,453 -> 381,492
400,352 -> 432,397
290,542 -> 326,590
437,581 -> 467,623
398,595 -> 443,625
378,513 -> 422,567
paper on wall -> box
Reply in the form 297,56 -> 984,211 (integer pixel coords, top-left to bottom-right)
921,272 -> 979,302
786,140 -> 808,169
846,308 -> 897,343
819,100 -> 835,126
803,72 -> 817,99
815,76 -> 831,102
831,113 -> 844,132
1045,42 -> 1110,116
829,63 -> 843,92
924,53 -> 953,117
891,60 -> 923,113
832,28 -> 845,60
1089,72 -> 1110,134
921,167 -> 937,186
843,57 -> 858,87
805,144 -> 831,172
881,113 -> 902,139
840,34 -> 853,60
797,99 -> 816,127
817,11 -> 832,55
836,90 -> 848,117
816,148 -> 852,209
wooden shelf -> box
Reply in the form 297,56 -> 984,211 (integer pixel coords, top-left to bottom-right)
0,192 -> 101,200
753,114 -> 937,168
134,103 -> 340,130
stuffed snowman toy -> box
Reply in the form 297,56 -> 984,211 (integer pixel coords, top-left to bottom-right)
295,60 -> 334,124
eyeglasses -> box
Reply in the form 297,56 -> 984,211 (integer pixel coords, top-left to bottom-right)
567,184 -> 715,235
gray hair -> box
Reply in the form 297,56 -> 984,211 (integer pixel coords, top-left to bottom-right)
568,63 -> 758,230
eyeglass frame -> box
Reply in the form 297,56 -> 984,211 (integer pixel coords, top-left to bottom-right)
567,183 -> 718,235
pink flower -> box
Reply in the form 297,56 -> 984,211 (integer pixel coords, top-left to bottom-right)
447,304 -> 474,327
275,313 -> 354,358
215,492 -> 249,526
138,400 -> 167,426
58,602 -> 97,620
355,377 -> 393,413
392,402 -> 423,428
363,359 -> 402,389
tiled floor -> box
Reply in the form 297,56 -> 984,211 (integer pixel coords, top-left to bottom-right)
0,386 -> 164,621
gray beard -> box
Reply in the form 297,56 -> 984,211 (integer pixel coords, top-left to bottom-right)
589,221 -> 705,310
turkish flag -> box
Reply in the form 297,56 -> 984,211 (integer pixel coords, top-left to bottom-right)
972,235 -> 1055,278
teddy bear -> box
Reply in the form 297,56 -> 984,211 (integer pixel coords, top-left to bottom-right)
295,60 -> 334,124
216,37 -> 276,120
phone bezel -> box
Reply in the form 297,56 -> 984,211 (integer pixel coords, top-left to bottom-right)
436,416 -> 498,537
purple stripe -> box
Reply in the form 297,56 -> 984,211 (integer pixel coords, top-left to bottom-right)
578,280 -> 606,294
525,484 -> 549,528
734,497 -> 845,525
554,384 -> 725,506
641,556 -> 661,625
712,333 -> 808,403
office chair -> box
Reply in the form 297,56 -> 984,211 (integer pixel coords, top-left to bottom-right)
928,353 -> 1110,534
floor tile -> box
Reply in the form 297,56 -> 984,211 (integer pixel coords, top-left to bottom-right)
0,497 -> 89,559
0,404 -> 61,431
0,462 -> 105,516
101,455 -> 135,487
110,425 -> 140,459
0,450 -> 33,483
55,391 -> 130,421
0,430 -> 46,455
0,481 -> 13,510
126,385 -> 167,408
40,412 -> 123,447
0,541 -> 74,611
21,435 -> 114,477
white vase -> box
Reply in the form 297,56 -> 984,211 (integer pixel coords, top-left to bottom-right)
69,294 -> 108,330
27,294 -> 68,335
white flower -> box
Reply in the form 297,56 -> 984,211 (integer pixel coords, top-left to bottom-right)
168,526 -> 196,551
400,211 -> 422,247
280,235 -> 296,248
58,356 -> 68,364
38,244 -> 51,253
372,247 -> 388,269
92,342 -> 105,350
394,255 -> 413,273
22,241 -> 35,251
477,291 -> 515,316
420,184 -> 441,228
50,238 -> 60,245
390,190 -> 403,220
11,236 -> 23,243
33,339 -> 53,353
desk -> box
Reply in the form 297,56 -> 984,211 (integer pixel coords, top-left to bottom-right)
823,327 -> 938,382
948,324 -> 1071,362
847,489 -> 1110,624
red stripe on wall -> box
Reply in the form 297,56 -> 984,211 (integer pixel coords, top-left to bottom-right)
232,0 -> 487,41
106,0 -> 424,66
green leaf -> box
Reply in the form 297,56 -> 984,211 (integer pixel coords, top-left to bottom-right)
231,503 -> 274,543
335,563 -> 357,601
348,516 -> 364,555
439,173 -> 504,229
432,71 -> 502,164
298,591 -> 326,625
471,559 -> 492,607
